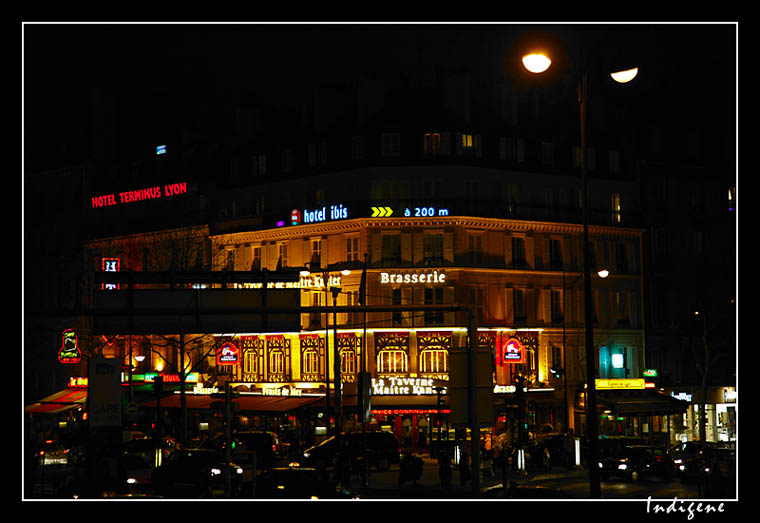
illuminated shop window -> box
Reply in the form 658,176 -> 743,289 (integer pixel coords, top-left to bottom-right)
242,337 -> 264,382
376,332 -> 409,374
338,334 -> 359,377
418,331 -> 451,374
266,336 -> 291,382
378,350 -> 407,374
299,335 -> 324,382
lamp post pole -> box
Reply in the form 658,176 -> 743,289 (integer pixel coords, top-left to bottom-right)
579,71 -> 602,498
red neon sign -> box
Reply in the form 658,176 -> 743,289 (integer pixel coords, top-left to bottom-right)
216,342 -> 240,365
58,329 -> 82,364
91,181 -> 188,209
502,337 -> 525,365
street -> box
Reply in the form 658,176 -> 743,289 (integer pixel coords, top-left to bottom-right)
27,450 -> 721,501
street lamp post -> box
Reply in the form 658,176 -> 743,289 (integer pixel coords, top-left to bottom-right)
521,48 -> 635,498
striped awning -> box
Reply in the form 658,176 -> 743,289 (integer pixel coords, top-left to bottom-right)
25,388 -> 88,414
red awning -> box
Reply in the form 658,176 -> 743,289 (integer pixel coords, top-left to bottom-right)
141,393 -> 324,412
25,388 -> 88,414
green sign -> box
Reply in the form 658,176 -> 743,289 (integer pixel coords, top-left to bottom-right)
643,369 -> 658,377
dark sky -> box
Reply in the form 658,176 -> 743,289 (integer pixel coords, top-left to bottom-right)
23,22 -> 737,173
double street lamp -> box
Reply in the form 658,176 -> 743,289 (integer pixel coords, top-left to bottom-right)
521,46 -> 637,498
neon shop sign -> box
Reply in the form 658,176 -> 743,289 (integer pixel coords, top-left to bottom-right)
371,377 -> 443,396
58,329 -> 82,364
290,203 -> 349,225
91,181 -> 188,208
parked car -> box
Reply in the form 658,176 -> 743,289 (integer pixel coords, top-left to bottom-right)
38,439 -> 69,466
598,445 -> 674,482
255,465 -> 358,499
120,453 -> 154,490
677,444 -> 735,483
201,431 -> 281,472
122,436 -> 177,468
150,449 -> 247,498
302,431 -> 401,472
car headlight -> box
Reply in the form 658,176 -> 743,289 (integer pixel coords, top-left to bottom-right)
674,459 -> 682,464
598,462 -> 604,468
210,467 -> 222,476
236,467 -> 244,475
618,464 -> 628,471
303,452 -> 310,459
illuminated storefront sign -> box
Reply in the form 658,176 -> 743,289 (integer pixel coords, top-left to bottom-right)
216,342 -> 240,365
91,181 -> 188,208
501,337 -> 524,364
102,257 -> 120,290
233,274 -> 343,290
371,204 -> 450,218
379,270 -> 446,285
371,377 -> 443,396
595,378 -> 646,390
290,203 -> 349,225
58,329 -> 82,364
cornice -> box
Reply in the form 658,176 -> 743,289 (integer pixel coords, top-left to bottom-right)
213,216 -> 643,244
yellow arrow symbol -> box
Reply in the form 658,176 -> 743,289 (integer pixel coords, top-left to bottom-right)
372,206 -> 394,217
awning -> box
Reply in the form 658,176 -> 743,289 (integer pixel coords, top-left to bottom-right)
141,393 -> 324,412
25,388 -> 88,414
596,389 -> 690,417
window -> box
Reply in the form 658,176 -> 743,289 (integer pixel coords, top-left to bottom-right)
277,243 -> 288,269
281,149 -> 294,173
338,337 -> 357,375
269,350 -> 285,375
460,133 -> 474,154
513,288 -> 526,324
302,349 -> 320,375
512,237 -> 526,267
468,233 -> 482,265
549,238 -> 563,269
381,133 -> 401,157
392,288 -> 402,326
299,335 -> 323,381
351,136 -> 365,161
424,133 -> 441,155
615,242 -> 628,273
608,149 -> 621,173
420,349 -> 448,373
346,236 -> 359,262
225,247 -> 235,271
251,245 -> 262,270
310,239 -> 322,267
611,193 -> 622,223
381,234 -> 401,264
251,154 -> 267,177
424,287 -> 444,325
423,233 -> 443,265
307,144 -> 317,167
551,289 -> 563,323
378,350 -> 407,373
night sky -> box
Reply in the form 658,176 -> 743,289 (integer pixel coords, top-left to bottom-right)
23,22 -> 737,173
